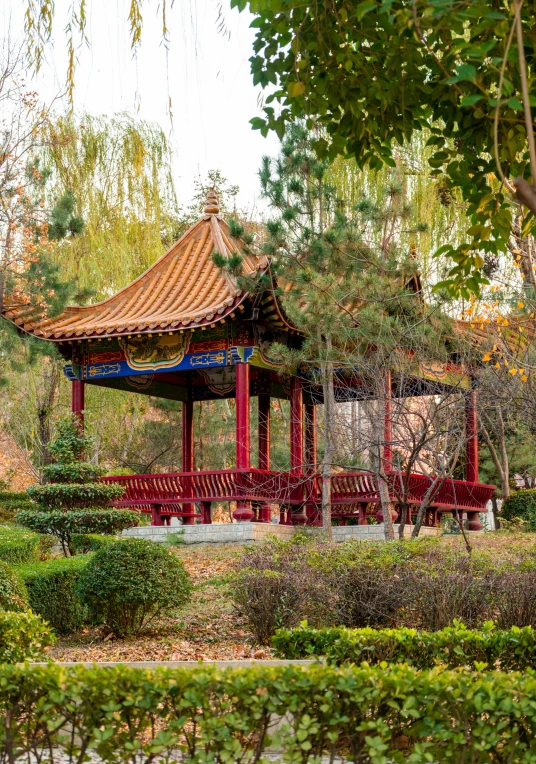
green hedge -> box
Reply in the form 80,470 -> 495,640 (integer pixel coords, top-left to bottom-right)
271,622 -> 536,670
16,555 -> 92,634
502,489 -> 536,529
70,533 -> 116,554
4,664 -> 536,760
0,526 -> 40,564
26,482 -> 124,509
0,561 -> 29,612
0,611 -> 55,662
0,492 -> 34,523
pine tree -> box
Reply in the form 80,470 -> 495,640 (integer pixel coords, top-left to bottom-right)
259,125 -> 455,539
18,417 -> 139,556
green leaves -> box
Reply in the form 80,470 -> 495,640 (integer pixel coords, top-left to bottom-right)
3,662 -> 536,758
0,611 -> 55,662
271,623 -> 536,671
447,63 -> 477,83
241,0 -> 536,294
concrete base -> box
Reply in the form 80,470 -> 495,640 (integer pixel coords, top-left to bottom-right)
122,522 -> 441,544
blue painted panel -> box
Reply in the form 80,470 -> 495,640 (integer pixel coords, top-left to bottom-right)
79,347 -> 255,380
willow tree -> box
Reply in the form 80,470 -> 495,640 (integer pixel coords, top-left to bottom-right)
41,113 -> 179,298
0,112 -> 180,478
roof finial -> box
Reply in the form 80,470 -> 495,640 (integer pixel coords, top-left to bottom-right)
204,187 -> 220,215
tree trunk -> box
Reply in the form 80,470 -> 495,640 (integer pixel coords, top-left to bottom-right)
378,474 -> 395,541
320,332 -> 334,541
36,360 -> 61,474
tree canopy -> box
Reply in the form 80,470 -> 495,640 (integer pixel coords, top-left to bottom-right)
236,0 -> 536,296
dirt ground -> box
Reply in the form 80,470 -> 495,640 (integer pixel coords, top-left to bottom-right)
49,543 -> 272,662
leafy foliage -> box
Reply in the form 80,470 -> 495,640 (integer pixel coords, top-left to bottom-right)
42,463 -> 106,484
77,539 -> 192,636
240,0 -> 536,294
502,489 -> 536,529
17,509 -> 139,555
0,611 -> 55,662
70,533 -> 116,555
272,622 -> 536,670
16,555 -> 92,635
27,482 -> 125,509
0,526 -> 40,565
18,416 -> 136,555
0,561 -> 29,612
4,663 -> 536,759
0,492 -> 35,523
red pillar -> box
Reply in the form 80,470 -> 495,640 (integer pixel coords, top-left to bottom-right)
71,379 -> 85,428
382,369 -> 392,472
258,391 -> 271,522
233,363 -> 254,522
304,404 -> 317,472
290,376 -> 306,525
182,401 -> 196,525
465,389 -> 479,483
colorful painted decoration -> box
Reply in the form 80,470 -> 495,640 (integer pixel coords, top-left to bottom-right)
120,334 -> 191,371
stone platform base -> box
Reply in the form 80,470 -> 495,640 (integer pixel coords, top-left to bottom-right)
122,522 -> 441,545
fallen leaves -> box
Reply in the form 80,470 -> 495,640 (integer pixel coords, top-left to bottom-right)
49,543 -> 274,662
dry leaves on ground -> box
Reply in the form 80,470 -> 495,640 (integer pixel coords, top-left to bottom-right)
50,543 -> 272,662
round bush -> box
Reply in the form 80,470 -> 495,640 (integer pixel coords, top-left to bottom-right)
501,489 -> 536,529
0,561 -> 29,612
0,526 -> 40,564
77,539 -> 192,636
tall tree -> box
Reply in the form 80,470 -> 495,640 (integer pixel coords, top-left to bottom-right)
254,124 -> 458,539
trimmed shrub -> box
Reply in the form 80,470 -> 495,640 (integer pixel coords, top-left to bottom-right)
17,508 -> 140,556
42,463 -> 107,484
271,622 -> 536,670
3,664 -> 536,760
17,555 -> 92,634
77,539 -> 192,636
18,417 -> 138,556
0,526 -> 40,564
27,482 -> 124,509
0,611 -> 55,662
501,489 -> 536,529
0,561 -> 29,611
70,533 -> 116,555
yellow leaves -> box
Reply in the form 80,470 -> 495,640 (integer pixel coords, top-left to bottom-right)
482,352 -> 492,362
288,82 -> 306,98
509,368 -> 518,375
518,301 -> 525,309
522,375 -> 529,382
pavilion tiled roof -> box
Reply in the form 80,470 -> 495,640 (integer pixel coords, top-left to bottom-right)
2,191 -> 269,341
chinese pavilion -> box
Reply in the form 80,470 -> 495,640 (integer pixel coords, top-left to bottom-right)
3,191 -> 495,530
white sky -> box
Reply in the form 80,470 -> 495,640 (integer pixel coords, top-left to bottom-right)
2,0 -> 280,212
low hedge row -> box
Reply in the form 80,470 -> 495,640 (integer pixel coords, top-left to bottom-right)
0,612 -> 55,662
271,623 -> 536,670
4,664 -> 536,760
15,555 -> 92,634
